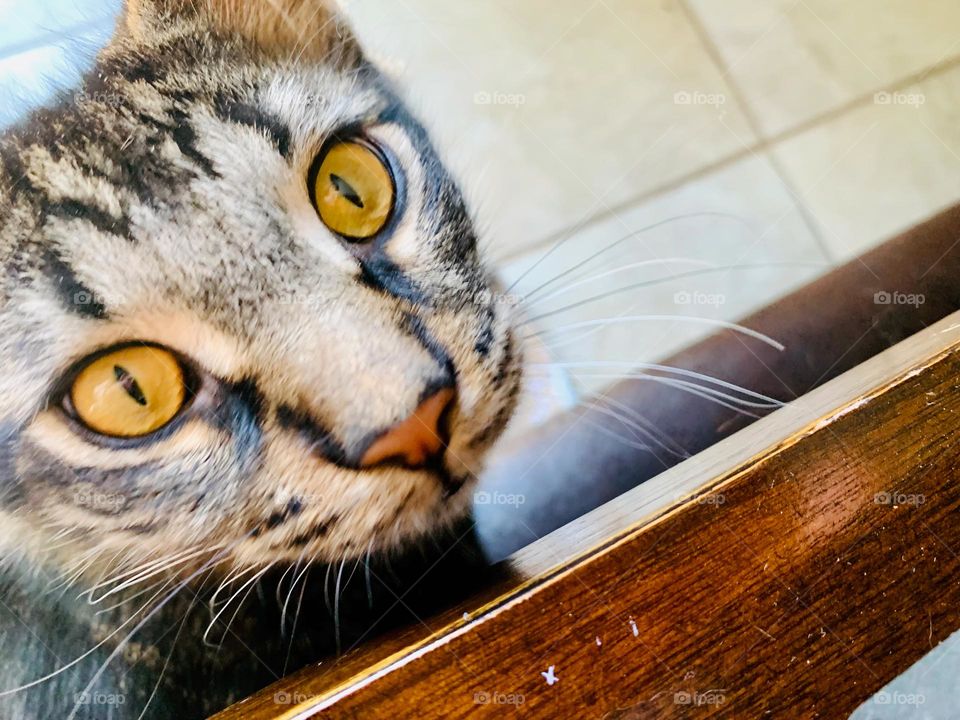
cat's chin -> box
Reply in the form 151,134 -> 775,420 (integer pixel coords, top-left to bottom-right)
225,463 -> 480,569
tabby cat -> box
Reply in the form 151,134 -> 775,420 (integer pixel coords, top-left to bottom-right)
0,1 -> 522,716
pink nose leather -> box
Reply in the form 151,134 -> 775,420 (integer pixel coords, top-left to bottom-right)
359,388 -> 455,469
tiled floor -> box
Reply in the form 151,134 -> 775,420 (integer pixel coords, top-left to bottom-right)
3,0 -> 960,712
343,0 -> 960,399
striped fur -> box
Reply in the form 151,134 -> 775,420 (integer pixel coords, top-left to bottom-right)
0,1 -> 522,717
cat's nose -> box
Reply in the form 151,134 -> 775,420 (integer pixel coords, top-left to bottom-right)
359,387 -> 456,470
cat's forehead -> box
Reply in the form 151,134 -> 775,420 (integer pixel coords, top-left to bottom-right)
1,31 -> 437,290
0,25 -> 475,408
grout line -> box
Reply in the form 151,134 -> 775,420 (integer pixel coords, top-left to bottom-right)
496,51 -> 960,264
676,0 -> 833,261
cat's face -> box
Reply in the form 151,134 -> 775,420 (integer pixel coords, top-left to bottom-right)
0,0 -> 521,574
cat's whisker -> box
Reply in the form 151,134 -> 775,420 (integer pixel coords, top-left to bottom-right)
323,560 -> 335,615
528,315 -> 785,351
289,4 -> 339,66
49,546 -> 106,594
334,556 -> 347,655
524,364 -> 778,416
529,361 -> 784,405
569,373 -> 770,416
519,263 -> 825,323
84,545 -> 210,604
578,401 -> 674,456
136,589 -> 201,720
281,0 -> 328,61
0,546 -> 223,699
78,545 -> 137,601
94,575 -> 178,617
45,524 -> 81,547
281,557 -> 313,635
363,541 -> 375,610
47,525 -> 73,542
216,562 -> 277,652
581,395 -> 691,459
88,545 -> 203,589
579,372 -> 782,410
204,563 -> 274,647
66,545 -> 238,720
501,211 -> 753,294
276,547 -> 309,627
210,563 -> 258,612
331,554 -> 364,655
524,258 -> 712,306
582,415 -> 657,454
282,564 -> 311,676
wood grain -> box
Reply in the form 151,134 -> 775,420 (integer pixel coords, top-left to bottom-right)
215,312 -> 960,718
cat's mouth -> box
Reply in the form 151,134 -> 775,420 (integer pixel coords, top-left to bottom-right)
425,456 -> 471,498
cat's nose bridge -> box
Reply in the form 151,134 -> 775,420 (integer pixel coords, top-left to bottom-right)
357,385 -> 456,470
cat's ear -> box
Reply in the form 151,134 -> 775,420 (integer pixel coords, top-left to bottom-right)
118,0 -> 363,62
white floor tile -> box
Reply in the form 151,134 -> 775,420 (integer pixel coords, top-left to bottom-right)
687,0 -> 960,137
772,65 -> 960,261
344,0 -> 759,260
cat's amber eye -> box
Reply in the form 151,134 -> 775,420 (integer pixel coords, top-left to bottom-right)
311,139 -> 395,240
68,346 -> 187,438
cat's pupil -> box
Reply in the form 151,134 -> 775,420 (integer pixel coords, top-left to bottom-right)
329,173 -> 364,208
113,365 -> 148,406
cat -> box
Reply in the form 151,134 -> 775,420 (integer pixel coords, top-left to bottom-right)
0,1 -> 523,717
